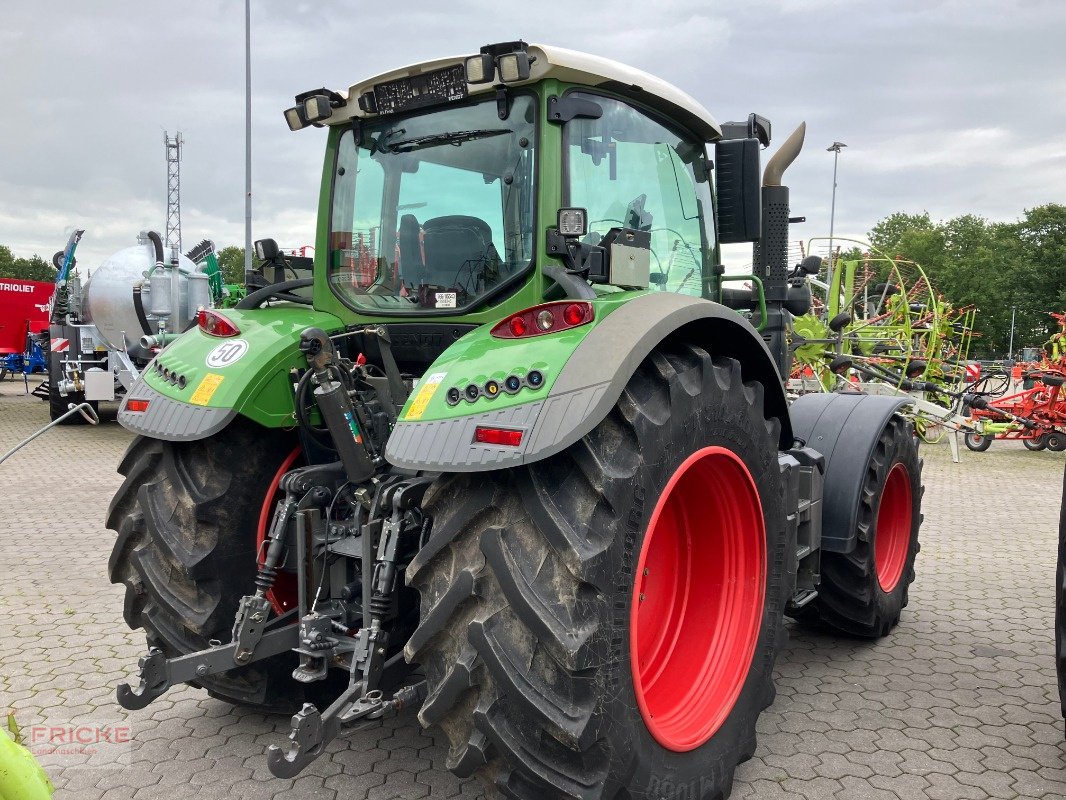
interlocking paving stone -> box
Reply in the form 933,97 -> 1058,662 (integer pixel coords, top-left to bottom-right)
2,377 -> 1064,798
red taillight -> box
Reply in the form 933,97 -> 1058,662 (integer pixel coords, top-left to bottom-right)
127,399 -> 150,412
198,309 -> 241,337
474,426 -> 524,447
491,301 -> 594,339
509,315 -> 528,337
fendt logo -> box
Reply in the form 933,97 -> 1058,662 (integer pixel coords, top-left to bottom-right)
0,282 -> 35,292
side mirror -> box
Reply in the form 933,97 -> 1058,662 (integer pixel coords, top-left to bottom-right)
714,139 -> 761,244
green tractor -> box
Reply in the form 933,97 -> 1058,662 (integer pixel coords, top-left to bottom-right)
109,42 -> 923,798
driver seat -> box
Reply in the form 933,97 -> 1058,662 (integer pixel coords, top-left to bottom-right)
421,215 -> 497,288
397,214 -> 424,286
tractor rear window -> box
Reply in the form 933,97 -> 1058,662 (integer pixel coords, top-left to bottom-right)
564,92 -> 715,297
328,95 -> 536,314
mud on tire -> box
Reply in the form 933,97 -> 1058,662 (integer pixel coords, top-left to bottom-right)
406,343 -> 793,799
107,418 -> 338,711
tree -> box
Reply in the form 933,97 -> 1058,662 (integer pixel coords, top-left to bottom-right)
216,246 -> 247,285
0,246 -> 55,282
1015,204 -> 1066,345
865,205 -> 1066,358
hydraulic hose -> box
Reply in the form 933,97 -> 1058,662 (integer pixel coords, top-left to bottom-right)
132,283 -> 153,336
145,230 -> 165,273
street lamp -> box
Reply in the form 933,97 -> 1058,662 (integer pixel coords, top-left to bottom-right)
825,141 -> 847,299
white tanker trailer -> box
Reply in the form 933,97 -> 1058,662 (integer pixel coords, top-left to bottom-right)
48,230 -> 218,422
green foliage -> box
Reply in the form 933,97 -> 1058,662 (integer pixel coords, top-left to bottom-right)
216,246 -> 248,285
0,246 -> 53,282
868,204 -> 1066,359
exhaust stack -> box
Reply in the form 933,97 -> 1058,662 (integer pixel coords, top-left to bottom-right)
763,122 -> 806,187
754,122 -> 806,378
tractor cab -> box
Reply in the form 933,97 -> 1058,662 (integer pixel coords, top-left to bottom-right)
285,42 -> 754,354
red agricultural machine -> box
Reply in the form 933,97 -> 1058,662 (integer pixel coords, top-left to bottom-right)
965,313 -> 1066,452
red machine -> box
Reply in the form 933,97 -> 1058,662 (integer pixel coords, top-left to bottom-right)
0,279 -> 53,356
966,314 -> 1066,451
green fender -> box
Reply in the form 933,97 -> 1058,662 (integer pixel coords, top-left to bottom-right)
118,306 -> 344,441
385,292 -> 791,471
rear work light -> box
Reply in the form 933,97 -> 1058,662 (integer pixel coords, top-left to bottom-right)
490,301 -> 594,339
126,399 -> 150,413
474,426 -> 524,447
198,309 -> 241,337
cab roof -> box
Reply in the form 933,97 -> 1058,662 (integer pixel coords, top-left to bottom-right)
329,43 -> 722,142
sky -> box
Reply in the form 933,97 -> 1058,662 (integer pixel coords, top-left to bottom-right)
1,0 -> 1063,269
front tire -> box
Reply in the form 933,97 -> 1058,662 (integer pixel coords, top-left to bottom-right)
106,419 -> 338,710
965,431 -> 992,452
406,344 -> 792,799
792,416 -> 923,638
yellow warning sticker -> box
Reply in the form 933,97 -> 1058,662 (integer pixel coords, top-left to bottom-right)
405,372 -> 447,420
189,373 -> 225,406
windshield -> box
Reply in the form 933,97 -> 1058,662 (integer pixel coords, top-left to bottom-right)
329,95 -> 536,313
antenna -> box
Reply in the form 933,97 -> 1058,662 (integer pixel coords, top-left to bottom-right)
164,131 -> 183,252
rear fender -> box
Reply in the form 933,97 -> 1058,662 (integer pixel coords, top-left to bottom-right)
789,392 -> 912,553
118,307 -> 343,441
385,292 -> 791,471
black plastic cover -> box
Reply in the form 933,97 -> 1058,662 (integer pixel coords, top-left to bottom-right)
715,139 -> 761,244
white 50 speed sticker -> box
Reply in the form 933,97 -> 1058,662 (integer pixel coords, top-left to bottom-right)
206,339 -> 249,368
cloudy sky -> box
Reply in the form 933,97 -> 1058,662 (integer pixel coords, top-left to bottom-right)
1,0 -> 1062,268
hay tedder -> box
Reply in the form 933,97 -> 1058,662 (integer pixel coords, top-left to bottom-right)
964,312 -> 1066,452
788,239 -> 980,459
107,42 -> 925,798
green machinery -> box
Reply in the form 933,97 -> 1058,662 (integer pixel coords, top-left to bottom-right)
789,237 -> 978,457
108,42 -> 924,798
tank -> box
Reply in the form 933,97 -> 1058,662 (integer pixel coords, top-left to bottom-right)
81,235 -> 203,359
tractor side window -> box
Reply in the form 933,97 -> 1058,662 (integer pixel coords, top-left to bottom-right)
331,140 -> 385,290
565,93 -> 714,297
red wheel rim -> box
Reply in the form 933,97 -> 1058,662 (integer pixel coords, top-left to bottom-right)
630,446 -> 766,752
257,446 -> 302,615
874,463 -> 912,593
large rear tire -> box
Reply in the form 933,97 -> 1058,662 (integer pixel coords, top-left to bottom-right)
793,416 -> 922,638
406,344 -> 792,799
107,419 -> 340,710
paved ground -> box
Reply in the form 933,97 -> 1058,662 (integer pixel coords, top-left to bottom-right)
1,375 -> 1064,800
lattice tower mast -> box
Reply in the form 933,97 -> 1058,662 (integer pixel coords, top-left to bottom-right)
164,131 -> 183,252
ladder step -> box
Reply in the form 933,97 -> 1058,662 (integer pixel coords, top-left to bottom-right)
788,588 -> 818,610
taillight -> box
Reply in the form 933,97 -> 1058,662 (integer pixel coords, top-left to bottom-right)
127,399 -> 150,412
198,309 -> 241,337
491,301 -> 594,339
474,426 -> 524,446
